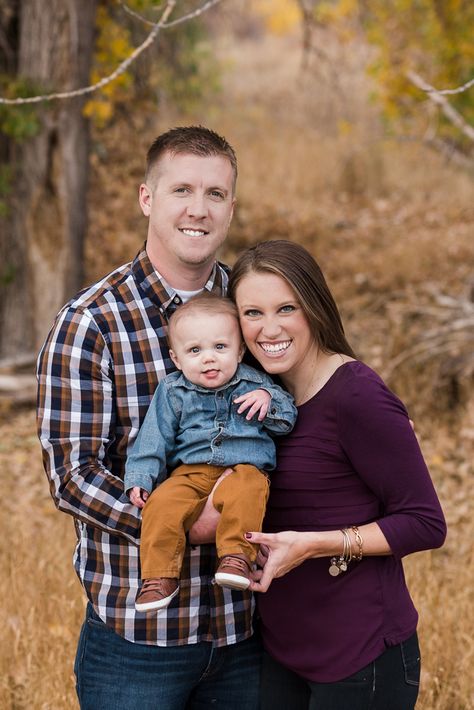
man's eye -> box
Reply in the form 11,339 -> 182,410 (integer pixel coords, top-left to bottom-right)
175,187 -> 189,194
210,190 -> 225,199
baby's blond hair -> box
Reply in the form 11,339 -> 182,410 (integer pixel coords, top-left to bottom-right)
168,292 -> 240,347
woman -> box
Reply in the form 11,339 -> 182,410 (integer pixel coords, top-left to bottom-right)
226,240 -> 446,710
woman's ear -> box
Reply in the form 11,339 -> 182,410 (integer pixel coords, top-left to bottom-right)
169,349 -> 182,370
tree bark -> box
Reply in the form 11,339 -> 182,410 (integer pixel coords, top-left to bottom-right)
0,0 -> 97,358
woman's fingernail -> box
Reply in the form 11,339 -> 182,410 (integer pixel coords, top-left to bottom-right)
245,532 -> 252,539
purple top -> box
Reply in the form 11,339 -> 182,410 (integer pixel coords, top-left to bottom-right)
258,361 -> 446,683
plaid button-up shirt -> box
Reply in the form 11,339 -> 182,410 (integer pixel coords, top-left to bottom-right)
37,245 -> 254,646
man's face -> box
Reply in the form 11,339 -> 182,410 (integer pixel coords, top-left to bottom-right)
139,152 -> 235,279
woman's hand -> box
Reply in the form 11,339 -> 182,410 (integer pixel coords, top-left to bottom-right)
245,530 -> 315,593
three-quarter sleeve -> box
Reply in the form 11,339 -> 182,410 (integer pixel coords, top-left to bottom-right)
337,370 -> 446,559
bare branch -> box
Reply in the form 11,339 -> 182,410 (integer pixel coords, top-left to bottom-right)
0,0 -> 223,106
406,70 -> 474,144
120,0 -> 222,29
430,76 -> 474,96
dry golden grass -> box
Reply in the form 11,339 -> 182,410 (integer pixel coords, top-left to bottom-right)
2,25 -> 473,710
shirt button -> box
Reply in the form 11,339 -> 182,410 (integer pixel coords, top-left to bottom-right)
215,440 -> 222,446
271,408 -> 277,415
217,392 -> 224,398
173,296 -> 180,304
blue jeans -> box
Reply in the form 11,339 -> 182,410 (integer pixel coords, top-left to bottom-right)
260,632 -> 421,710
74,604 -> 262,709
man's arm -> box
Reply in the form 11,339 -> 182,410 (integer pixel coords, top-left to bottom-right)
37,306 -> 141,542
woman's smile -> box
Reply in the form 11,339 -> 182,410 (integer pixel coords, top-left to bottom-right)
258,340 -> 292,356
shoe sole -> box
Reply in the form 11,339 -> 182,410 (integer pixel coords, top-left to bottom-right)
135,586 -> 179,612
214,572 -> 250,590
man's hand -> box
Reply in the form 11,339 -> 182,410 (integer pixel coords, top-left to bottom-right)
129,486 -> 149,509
233,389 -> 271,421
188,468 -> 233,544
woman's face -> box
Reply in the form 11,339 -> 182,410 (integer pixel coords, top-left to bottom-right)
234,271 -> 318,380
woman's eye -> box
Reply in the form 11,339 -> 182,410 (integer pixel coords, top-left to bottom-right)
243,309 -> 261,317
280,305 -> 296,313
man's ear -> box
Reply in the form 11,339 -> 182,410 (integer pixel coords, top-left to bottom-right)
139,183 -> 153,217
169,348 -> 182,371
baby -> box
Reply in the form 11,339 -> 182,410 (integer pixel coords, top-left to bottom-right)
125,292 -> 297,612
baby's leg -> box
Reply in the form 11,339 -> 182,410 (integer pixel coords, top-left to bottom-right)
212,464 -> 269,563
140,466 -> 212,578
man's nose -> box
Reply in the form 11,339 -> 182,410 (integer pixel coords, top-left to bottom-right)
186,193 -> 208,219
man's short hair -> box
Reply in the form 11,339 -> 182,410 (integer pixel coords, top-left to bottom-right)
146,125 -> 237,191
168,292 -> 240,346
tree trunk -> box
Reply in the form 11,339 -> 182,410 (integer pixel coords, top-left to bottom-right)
0,0 -> 97,359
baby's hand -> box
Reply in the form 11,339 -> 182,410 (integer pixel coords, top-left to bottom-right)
234,389 -> 271,421
129,486 -> 149,509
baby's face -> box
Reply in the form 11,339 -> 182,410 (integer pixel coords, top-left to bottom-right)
169,311 -> 245,389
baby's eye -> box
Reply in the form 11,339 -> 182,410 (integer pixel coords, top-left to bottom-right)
190,346 -> 200,353
215,343 -> 226,350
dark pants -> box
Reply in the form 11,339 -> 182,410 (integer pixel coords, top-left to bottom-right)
74,604 -> 262,710
260,633 -> 421,710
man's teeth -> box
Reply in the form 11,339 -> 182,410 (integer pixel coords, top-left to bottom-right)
260,341 -> 291,353
181,229 -> 207,237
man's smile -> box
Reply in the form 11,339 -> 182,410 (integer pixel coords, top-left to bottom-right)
180,228 -> 209,237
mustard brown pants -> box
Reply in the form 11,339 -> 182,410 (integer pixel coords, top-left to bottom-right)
140,463 -> 270,579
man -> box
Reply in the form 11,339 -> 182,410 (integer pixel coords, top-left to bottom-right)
37,126 -> 261,709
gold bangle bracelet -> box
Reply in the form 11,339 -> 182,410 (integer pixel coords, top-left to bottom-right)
351,525 -> 363,561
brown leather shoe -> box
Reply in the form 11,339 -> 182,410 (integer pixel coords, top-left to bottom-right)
215,555 -> 251,590
135,577 -> 179,612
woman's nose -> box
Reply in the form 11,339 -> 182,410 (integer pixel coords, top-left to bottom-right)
261,318 -> 282,338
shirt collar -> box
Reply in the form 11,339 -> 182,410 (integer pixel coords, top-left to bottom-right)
131,243 -> 229,319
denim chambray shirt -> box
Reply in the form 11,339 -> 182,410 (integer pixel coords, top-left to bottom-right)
124,363 -> 297,493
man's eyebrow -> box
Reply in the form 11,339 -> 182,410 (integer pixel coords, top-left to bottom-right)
169,182 -> 229,196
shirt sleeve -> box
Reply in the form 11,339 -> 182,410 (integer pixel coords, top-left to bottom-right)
258,375 -> 298,435
124,380 -> 179,493
37,305 -> 141,542
337,370 -> 447,559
